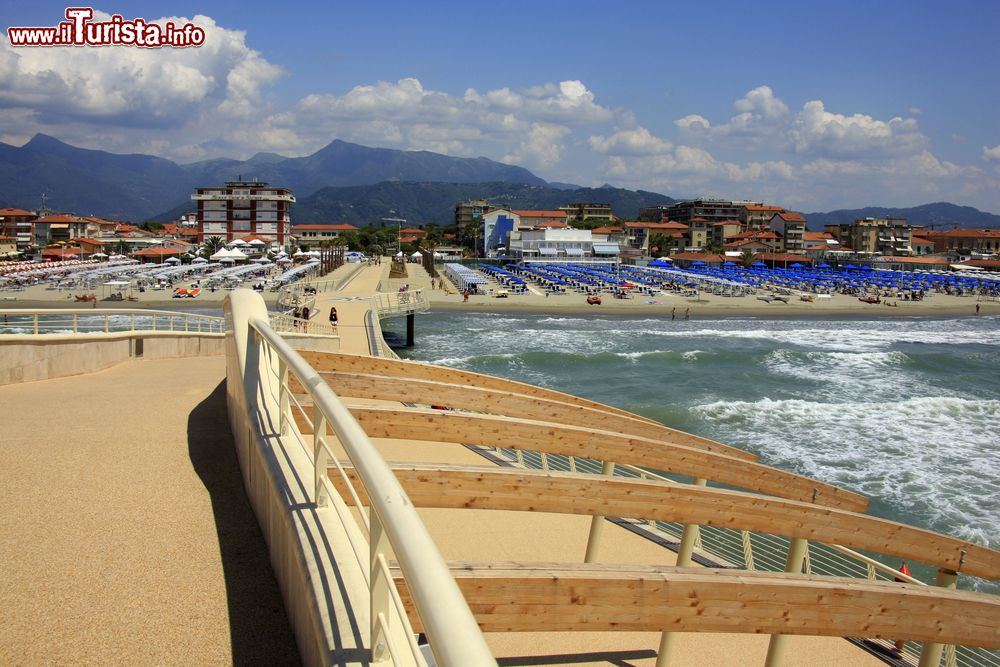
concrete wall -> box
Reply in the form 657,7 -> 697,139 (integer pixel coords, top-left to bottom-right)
0,332 -> 224,385
224,290 -> 372,667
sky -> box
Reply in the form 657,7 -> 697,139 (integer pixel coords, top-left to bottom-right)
1,0 -> 999,213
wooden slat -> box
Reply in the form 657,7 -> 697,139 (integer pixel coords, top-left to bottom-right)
330,464 -> 998,580
297,404 -> 866,511
297,350 -> 663,426
315,370 -> 755,461
391,562 -> 1000,648
345,405 -> 866,511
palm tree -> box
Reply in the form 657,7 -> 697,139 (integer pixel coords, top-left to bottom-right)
202,236 -> 224,257
739,249 -> 756,267
702,240 -> 725,255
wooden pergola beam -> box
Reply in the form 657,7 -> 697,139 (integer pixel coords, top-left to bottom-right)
391,562 -> 1000,648
329,463 -> 998,580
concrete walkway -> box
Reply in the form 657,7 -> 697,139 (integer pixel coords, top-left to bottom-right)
0,357 -> 299,666
311,262 -> 388,355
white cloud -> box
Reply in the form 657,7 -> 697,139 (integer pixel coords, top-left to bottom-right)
790,100 -> 926,159
734,85 -> 789,119
0,11 -> 282,128
503,123 -> 570,169
674,114 -> 711,130
983,144 -> 1000,162
588,127 -> 672,155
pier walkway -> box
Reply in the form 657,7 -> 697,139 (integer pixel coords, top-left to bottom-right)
0,356 -> 299,665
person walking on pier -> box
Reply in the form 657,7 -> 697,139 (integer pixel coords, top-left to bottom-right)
301,306 -> 310,333
328,306 -> 338,329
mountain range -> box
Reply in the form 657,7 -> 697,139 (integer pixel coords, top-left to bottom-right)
1,134 -> 999,230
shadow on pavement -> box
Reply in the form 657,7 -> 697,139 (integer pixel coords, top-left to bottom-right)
188,379 -> 301,665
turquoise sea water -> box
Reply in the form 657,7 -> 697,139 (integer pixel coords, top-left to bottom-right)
388,311 -> 1000,587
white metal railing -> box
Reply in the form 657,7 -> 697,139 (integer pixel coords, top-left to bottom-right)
247,316 -> 495,667
478,447 -> 994,667
0,308 -> 225,335
372,289 -> 429,318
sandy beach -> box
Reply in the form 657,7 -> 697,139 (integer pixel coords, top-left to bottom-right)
2,260 -> 995,318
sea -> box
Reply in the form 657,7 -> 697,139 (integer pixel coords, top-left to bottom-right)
385,310 -> 1000,591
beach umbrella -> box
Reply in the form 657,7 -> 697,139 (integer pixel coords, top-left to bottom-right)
165,256 -> 181,264
248,239 -> 266,246
229,239 -> 247,246
860,265 -> 874,271
817,263 -> 831,268
192,257 -> 208,264
691,260 -> 706,266
789,262 -> 805,268
752,261 -> 767,267
843,264 -> 859,269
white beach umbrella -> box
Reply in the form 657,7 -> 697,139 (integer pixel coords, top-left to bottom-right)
229,239 -> 247,246
292,249 -> 304,257
192,257 -> 208,264
248,239 -> 266,246
164,256 -> 181,264
411,251 -> 423,257
228,248 -> 248,259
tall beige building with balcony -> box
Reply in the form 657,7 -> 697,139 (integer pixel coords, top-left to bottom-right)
193,179 -> 294,246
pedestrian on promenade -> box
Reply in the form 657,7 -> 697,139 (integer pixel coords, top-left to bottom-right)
301,306 -> 310,332
292,306 -> 301,329
329,306 -> 338,328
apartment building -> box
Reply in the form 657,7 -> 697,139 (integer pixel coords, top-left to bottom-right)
0,207 -> 38,250
454,199 -> 494,234
824,217 -> 919,256
192,179 -> 294,245
922,228 -> 1000,255
557,202 -> 614,225
769,212 -> 808,253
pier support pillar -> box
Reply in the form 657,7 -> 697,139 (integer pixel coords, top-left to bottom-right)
406,312 -> 415,347
583,460 -> 616,563
763,537 -> 810,667
656,477 -> 707,667
917,568 -> 959,667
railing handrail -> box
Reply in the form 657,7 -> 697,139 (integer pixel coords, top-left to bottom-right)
0,307 -> 223,321
248,316 -> 495,667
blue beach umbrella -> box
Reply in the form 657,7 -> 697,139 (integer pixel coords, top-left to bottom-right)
752,261 -> 767,267
789,262 -> 805,268
817,263 -> 831,268
843,264 -> 859,269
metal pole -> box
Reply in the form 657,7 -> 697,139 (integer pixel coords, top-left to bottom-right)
656,477 -> 707,666
584,460 -> 616,563
917,568 -> 959,667
370,513 -> 391,662
763,537 -> 810,667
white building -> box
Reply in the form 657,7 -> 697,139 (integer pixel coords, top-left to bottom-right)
509,227 -> 593,258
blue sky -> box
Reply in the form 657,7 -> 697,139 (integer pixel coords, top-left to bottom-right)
2,0 -> 999,212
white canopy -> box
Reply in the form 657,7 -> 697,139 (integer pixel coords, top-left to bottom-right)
229,239 -> 247,246
248,239 -> 266,246
411,251 -> 423,257
192,257 -> 209,264
164,256 -> 181,264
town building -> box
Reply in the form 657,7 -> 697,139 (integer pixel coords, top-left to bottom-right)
192,179 -> 294,246
824,217 -> 919,256
482,209 -> 519,253
709,220 -> 742,247
0,208 -> 38,250
653,199 -> 759,226
741,204 -> 785,230
512,210 -> 568,228
921,228 -> 1000,256
508,227 -> 593,259
557,203 -> 614,225
31,214 -> 102,246
621,221 -> 689,254
454,199 -> 494,235
398,227 -> 428,245
290,224 -> 359,246
769,212 -> 808,253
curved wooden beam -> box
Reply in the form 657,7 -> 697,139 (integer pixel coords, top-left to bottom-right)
338,405 -> 867,511
297,350 -> 662,426
316,370 -> 755,461
330,464 -> 997,580
392,562 -> 1000,648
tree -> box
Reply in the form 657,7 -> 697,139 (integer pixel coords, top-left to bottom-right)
739,249 -> 756,267
702,240 -> 725,254
649,232 -> 671,257
202,236 -> 224,257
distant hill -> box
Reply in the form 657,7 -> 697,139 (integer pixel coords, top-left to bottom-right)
290,181 -> 676,227
806,202 -> 1000,231
0,134 -> 547,222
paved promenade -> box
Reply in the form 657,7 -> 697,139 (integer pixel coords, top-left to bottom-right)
0,357 -> 299,665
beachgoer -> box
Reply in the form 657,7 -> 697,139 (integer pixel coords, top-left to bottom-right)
329,306 -> 338,327
293,307 -> 301,329
463,289 -> 469,302
671,307 -> 676,321
976,303 -> 981,315
684,307 -> 690,320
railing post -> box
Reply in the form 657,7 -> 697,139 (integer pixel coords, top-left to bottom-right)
72,313 -> 78,333
369,512 -> 392,663
313,412 -> 328,507
104,314 -> 109,333
657,477 -> 707,666
130,312 -> 135,332
917,568 -> 959,667
278,359 -> 290,435
33,314 -> 39,335
584,460 -> 615,563
762,537 -> 810,667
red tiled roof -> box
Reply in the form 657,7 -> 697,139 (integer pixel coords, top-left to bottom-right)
671,252 -> 725,261
533,221 -> 569,228
0,208 -> 36,217
75,237 -> 106,246
925,228 -> 1000,238
399,227 -> 426,235
35,214 -> 81,223
774,211 -> 807,223
804,231 -> 836,242
961,259 -> 1000,268
41,246 -> 82,257
591,226 -> 623,234
878,256 -> 950,265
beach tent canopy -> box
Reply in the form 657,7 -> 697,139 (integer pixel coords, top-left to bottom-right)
192,257 -> 209,264
164,256 -> 181,264
394,251 -> 404,257
228,239 -> 247,246
411,251 -> 423,257
248,239 -> 266,246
